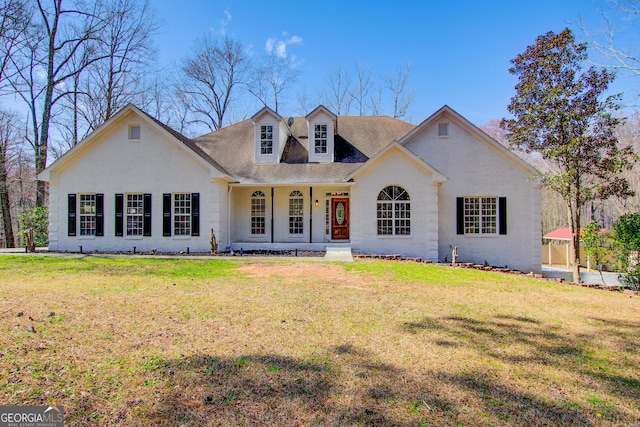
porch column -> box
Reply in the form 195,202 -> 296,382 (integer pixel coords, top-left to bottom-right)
309,186 -> 313,244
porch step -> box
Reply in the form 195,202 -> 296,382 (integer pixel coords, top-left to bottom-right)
324,245 -> 353,262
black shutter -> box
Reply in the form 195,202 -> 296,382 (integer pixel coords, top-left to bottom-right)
115,193 -> 124,236
68,194 -> 76,236
143,193 -> 152,236
163,193 -> 171,236
499,197 -> 507,235
95,194 -> 104,236
456,197 -> 464,235
191,193 -> 200,236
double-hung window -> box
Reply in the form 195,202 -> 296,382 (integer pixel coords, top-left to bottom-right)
461,196 -> 499,235
314,124 -> 327,154
289,190 -> 304,234
69,193 -> 103,237
251,191 -> 266,235
174,193 -> 191,236
260,125 -> 273,154
162,193 -> 200,237
79,194 -> 96,236
377,186 -> 411,235
126,194 -> 144,236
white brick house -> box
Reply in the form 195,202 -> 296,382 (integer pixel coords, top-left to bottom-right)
38,104 -> 542,273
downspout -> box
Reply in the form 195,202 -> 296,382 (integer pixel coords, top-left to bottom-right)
271,187 -> 274,244
309,186 -> 313,244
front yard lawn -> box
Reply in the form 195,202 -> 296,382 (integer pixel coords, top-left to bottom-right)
1,256 -> 638,426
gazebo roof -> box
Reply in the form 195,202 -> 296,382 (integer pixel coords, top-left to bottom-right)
543,227 -> 608,241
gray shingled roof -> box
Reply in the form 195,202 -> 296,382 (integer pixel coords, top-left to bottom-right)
193,115 -> 415,184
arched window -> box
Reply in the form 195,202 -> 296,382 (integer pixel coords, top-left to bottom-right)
289,190 -> 304,234
377,186 -> 410,235
251,191 -> 266,235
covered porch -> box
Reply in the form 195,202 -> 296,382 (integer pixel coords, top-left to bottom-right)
226,184 -> 354,251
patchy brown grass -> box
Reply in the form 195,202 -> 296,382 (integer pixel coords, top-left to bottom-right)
0,256 -> 639,426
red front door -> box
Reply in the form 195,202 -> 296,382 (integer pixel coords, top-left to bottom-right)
331,198 -> 349,240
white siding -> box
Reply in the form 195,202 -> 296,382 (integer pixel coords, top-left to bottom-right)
404,114 -> 542,273
350,149 -> 440,261
47,114 -> 226,253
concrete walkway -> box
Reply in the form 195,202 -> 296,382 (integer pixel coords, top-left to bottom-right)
543,265 -> 626,286
323,246 -> 354,262
0,246 -> 354,262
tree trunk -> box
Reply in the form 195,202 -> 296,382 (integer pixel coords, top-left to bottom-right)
568,197 -> 582,283
0,155 -> 15,248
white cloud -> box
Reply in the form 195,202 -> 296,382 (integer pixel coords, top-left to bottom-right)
211,9 -> 232,36
264,33 -> 303,59
265,38 -> 276,53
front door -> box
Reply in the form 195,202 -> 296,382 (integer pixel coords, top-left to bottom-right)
331,198 -> 349,240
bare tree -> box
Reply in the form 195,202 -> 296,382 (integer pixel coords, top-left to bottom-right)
179,35 -> 248,131
321,65 -> 353,116
53,0 -> 158,147
138,70 -> 193,135
84,0 -> 158,128
369,86 -> 384,116
582,1 -> 640,77
0,110 -> 21,247
384,62 -> 415,119
295,89 -> 315,116
248,54 -> 299,114
351,62 -> 373,116
9,0 -> 107,207
0,0 -> 31,95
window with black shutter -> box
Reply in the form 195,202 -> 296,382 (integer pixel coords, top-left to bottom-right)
115,194 -> 124,236
191,193 -> 200,236
163,193 -> 171,236
96,194 -> 104,236
499,197 -> 507,235
68,194 -> 77,236
143,193 -> 152,236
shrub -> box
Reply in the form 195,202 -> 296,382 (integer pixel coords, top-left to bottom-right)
612,213 -> 640,290
18,206 -> 49,249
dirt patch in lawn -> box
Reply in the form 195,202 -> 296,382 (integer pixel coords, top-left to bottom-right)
238,262 -> 374,289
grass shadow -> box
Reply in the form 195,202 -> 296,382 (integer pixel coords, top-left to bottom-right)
134,346 -> 459,426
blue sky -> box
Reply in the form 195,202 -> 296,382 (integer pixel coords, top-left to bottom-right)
152,0 -> 636,126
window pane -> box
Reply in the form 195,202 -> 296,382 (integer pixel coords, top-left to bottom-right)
260,125 -> 273,154
464,196 -> 497,235
251,191 -> 266,235
126,194 -> 143,235
174,193 -> 191,236
79,194 -> 96,236
314,124 -> 327,154
376,186 -> 411,236
289,191 -> 303,234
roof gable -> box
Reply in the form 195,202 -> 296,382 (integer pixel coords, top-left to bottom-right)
399,105 -> 538,176
38,104 -> 231,181
305,105 -> 337,121
347,141 -> 447,183
251,106 -> 282,122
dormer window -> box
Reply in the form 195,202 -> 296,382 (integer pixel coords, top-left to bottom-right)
306,105 -> 337,163
314,124 -> 328,154
260,125 -> 273,154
